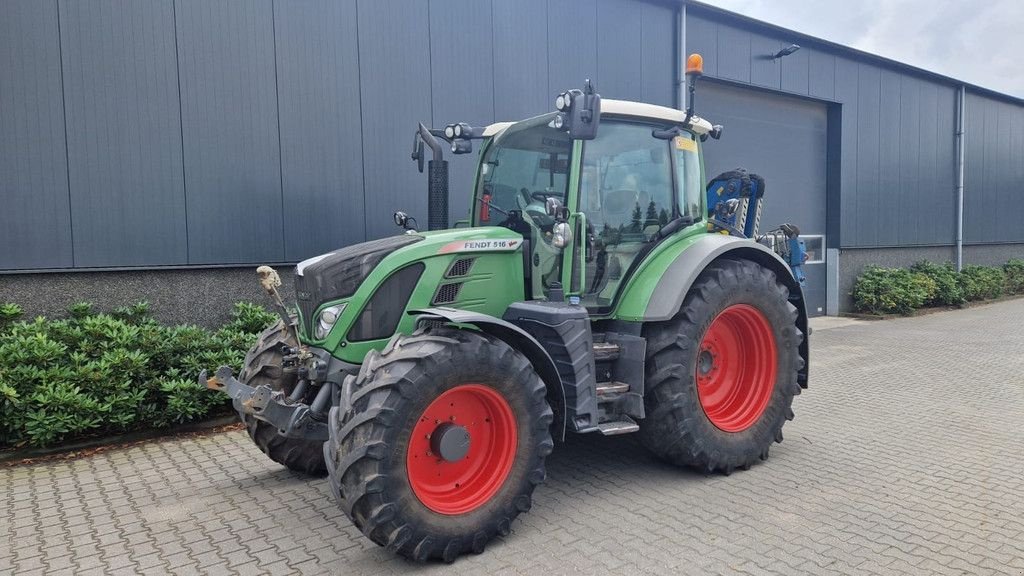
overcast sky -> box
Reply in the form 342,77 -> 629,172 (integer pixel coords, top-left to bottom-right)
702,0 -> 1024,98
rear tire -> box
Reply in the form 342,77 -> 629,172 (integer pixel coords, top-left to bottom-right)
238,323 -> 327,476
324,327 -> 554,562
639,259 -> 803,474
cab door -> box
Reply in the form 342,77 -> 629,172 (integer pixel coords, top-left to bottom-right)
562,121 -> 676,309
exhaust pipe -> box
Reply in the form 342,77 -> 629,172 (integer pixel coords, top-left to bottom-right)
413,123 -> 449,231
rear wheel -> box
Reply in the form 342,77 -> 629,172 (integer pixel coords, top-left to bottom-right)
325,327 -> 553,562
238,322 -> 327,476
639,259 -> 803,473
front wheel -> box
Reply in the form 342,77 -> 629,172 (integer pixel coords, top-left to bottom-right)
238,322 -> 327,476
325,327 -> 554,562
639,259 -> 804,474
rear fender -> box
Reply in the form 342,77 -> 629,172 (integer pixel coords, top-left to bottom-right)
644,235 -> 809,388
409,307 -> 568,439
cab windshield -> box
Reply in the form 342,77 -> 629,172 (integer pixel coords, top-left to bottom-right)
473,114 -> 572,228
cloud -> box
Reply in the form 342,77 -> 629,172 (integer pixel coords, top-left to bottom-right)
700,0 -> 1024,98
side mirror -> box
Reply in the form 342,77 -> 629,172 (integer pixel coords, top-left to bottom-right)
554,80 -> 601,140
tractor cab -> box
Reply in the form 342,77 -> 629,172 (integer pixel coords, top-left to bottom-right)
470,102 -> 714,311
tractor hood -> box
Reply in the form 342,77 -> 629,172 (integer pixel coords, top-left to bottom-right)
293,226 -> 524,340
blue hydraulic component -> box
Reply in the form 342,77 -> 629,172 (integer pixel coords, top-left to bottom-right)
705,169 -> 766,237
787,235 -> 808,287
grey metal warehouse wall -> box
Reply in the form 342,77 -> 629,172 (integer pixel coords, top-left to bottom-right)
685,3 -> 1024,250
0,0 -> 677,272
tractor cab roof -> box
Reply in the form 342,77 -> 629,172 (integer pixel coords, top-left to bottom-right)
482,99 -> 715,138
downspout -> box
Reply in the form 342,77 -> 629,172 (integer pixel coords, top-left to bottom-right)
955,85 -> 966,271
676,2 -> 687,110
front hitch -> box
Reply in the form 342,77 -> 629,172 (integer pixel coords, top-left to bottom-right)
201,366 -> 328,441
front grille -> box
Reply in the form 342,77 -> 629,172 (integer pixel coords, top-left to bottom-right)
432,282 -> 462,305
294,235 -> 423,334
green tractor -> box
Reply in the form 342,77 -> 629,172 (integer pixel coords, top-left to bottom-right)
202,56 -> 808,562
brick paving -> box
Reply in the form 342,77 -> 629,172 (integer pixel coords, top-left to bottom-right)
3,299 -> 1024,575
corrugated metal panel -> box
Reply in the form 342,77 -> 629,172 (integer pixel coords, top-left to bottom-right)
834,57 -> 859,246
59,0 -> 187,267
779,42 -> 810,95
429,0 -> 496,224
640,2 -> 675,106
274,0 -> 365,261
176,0 -> 283,264
916,81 -> 940,243
807,49 -> 835,101
932,86 -> 957,245
548,0 -> 597,98
492,0 -> 549,120
0,0 -> 73,270
749,33 -> 781,89
874,69 -> 901,247
897,75 -> 922,246
965,93 -> 1024,244
686,13 -> 718,78
356,0 -> 431,240
715,23 -> 750,83
854,63 -> 880,247
596,0 -> 642,101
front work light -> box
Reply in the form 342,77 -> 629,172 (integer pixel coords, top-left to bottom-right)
315,304 -> 346,340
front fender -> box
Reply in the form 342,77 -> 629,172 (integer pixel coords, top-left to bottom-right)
409,307 -> 568,439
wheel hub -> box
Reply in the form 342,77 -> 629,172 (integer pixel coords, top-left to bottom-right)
697,349 -> 715,376
430,423 -> 471,462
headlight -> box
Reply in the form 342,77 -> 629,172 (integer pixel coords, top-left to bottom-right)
314,304 -> 346,340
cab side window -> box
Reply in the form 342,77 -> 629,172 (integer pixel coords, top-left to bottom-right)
580,122 -> 673,306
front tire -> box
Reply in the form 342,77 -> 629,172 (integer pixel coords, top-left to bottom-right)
238,323 -> 328,476
325,327 -> 554,562
639,259 -> 804,474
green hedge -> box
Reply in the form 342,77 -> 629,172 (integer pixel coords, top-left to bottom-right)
909,261 -> 965,306
0,301 -> 276,449
853,259 -> 1023,315
958,265 -> 1006,301
852,266 -> 936,315
1004,259 -> 1024,294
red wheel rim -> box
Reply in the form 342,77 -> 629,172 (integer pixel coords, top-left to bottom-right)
695,304 -> 777,432
407,384 -> 518,515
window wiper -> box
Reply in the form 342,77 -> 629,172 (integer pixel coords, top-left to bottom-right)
656,215 -> 695,240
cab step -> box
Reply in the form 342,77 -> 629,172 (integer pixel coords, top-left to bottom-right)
597,416 -> 639,435
592,341 -> 621,362
596,381 -> 630,397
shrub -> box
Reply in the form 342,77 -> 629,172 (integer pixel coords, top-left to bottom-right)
910,261 -> 965,306
0,301 -> 276,448
852,266 -> 936,315
1004,259 -> 1024,295
958,265 -> 1006,301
